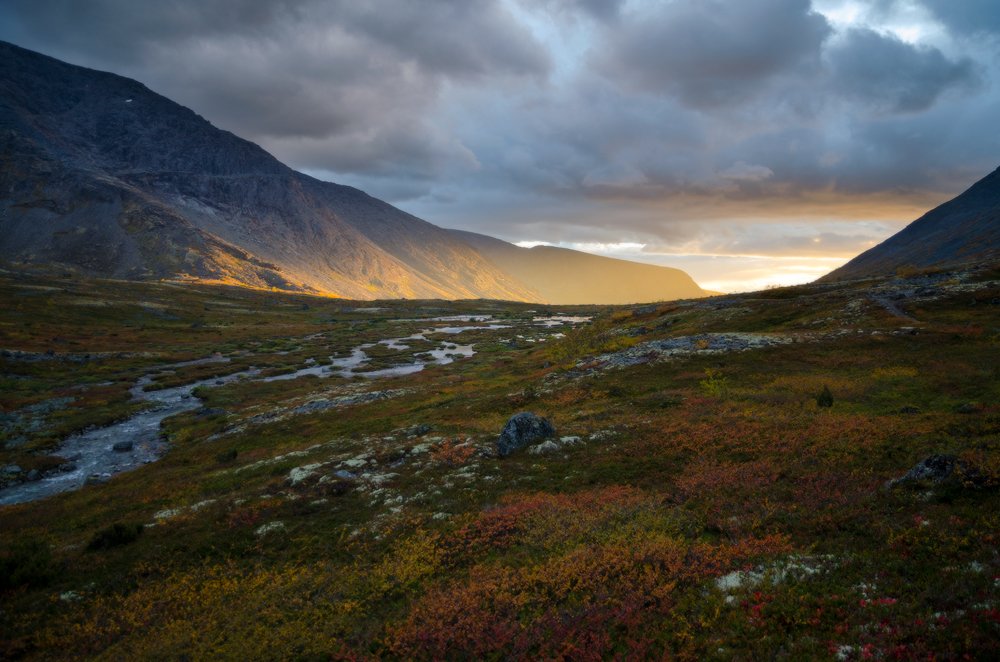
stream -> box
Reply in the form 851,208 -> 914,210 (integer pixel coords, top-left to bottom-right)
0,358 -> 254,506
0,315 -> 588,505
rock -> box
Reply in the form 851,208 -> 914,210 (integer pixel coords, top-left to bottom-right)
559,435 -> 582,446
112,441 -> 134,452
196,407 -> 227,418
528,440 -> 561,455
255,521 -> 285,537
59,462 -> 78,472
955,403 -> 980,414
25,469 -> 41,481
497,412 -> 556,457
404,423 -> 432,437
287,463 -> 324,486
2,464 -> 22,474
898,405 -> 921,414
333,470 -> 357,480
885,454 -> 961,490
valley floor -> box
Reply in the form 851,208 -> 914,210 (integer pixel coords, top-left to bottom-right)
1,264 -> 999,659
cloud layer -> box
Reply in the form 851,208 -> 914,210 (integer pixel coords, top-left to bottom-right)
2,0 -> 999,289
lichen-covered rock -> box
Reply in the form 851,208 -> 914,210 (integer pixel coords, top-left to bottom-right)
497,412 -> 556,457
884,454 -> 973,490
528,440 -> 560,455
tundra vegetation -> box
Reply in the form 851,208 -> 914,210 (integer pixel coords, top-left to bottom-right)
1,263 -> 999,660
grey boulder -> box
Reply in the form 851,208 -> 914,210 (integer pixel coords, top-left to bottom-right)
497,412 -> 556,457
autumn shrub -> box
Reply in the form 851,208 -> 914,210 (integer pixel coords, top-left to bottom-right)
699,369 -> 730,399
387,533 -> 792,658
215,448 -> 238,463
429,438 -> 475,467
0,539 -> 57,591
816,385 -> 833,408
87,523 -> 144,551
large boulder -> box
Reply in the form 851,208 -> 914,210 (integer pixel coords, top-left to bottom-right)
497,412 -> 556,457
885,454 -> 958,490
883,454 -> 987,491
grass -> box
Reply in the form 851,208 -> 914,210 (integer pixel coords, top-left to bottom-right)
0,264 -> 998,659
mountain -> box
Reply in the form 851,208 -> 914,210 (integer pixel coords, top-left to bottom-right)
823,165 -> 1000,281
449,230 -> 706,304
0,41 -> 538,301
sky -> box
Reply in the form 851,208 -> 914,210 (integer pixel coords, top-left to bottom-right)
2,0 -> 999,292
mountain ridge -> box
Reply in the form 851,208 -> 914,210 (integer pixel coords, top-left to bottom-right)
822,165 -> 1000,281
449,229 -> 706,304
0,40 -> 712,304
0,41 -> 539,301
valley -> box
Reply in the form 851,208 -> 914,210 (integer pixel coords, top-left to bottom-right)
2,263 -> 998,659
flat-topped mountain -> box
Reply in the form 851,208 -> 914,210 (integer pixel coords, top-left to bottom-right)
823,165 -> 1000,281
0,41 -> 709,304
449,230 -> 706,304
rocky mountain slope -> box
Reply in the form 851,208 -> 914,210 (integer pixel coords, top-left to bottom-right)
823,165 -> 1000,281
0,41 -> 540,301
449,229 -> 706,304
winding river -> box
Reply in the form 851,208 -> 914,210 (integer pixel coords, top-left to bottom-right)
0,315 -> 587,505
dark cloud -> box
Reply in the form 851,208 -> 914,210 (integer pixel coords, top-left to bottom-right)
0,0 -> 548,176
2,0 -> 1000,275
522,0 -> 624,22
599,0 -> 831,108
828,28 -> 979,114
920,0 -> 1000,36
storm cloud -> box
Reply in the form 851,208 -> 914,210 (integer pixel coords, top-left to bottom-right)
599,0 -> 832,108
1,0 -> 548,176
1,0 -> 999,290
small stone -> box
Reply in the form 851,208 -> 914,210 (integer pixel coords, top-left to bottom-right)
255,521 -> 285,537
405,423 -> 432,437
59,463 -> 77,472
955,403 -> 980,414
528,440 -> 560,455
112,441 -> 134,452
898,405 -> 921,414
334,470 -> 357,480
2,464 -> 22,475
26,469 -> 42,481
